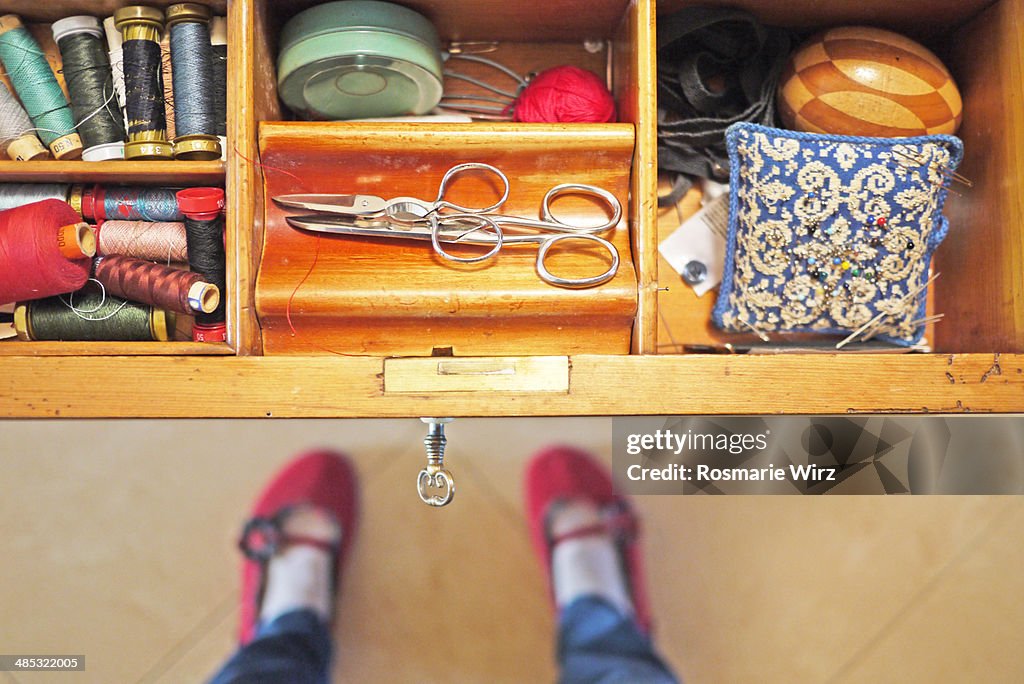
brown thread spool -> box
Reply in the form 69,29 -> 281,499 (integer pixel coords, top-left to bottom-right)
92,254 -> 219,314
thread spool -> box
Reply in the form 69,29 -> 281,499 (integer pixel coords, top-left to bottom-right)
97,220 -> 188,261
14,285 -> 172,341
0,199 -> 94,303
178,187 -> 226,341
166,4 -> 221,160
92,253 -> 218,314
160,29 -> 176,143
114,6 -> 173,159
73,184 -> 182,222
0,80 -> 47,160
52,16 -> 127,161
0,183 -> 70,211
102,17 -> 130,132
210,16 -> 227,159
0,14 -> 83,159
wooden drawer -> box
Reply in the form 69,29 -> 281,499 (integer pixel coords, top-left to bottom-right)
0,0 -> 1022,416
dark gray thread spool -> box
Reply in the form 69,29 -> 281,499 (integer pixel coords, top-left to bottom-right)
114,5 -> 173,160
166,3 -> 220,160
210,16 -> 227,146
52,16 -> 126,161
15,285 -> 172,341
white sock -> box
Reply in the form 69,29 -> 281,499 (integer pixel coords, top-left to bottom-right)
550,500 -> 633,617
259,508 -> 340,624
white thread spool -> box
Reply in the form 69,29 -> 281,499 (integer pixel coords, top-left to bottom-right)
102,17 -> 130,132
0,80 -> 47,160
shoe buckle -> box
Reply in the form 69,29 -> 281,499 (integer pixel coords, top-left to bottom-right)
239,516 -> 283,562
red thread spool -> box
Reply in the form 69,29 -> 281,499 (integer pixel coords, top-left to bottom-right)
0,199 -> 95,303
92,254 -> 220,315
513,66 -> 616,123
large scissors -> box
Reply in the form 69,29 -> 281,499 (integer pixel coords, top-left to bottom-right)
273,163 -> 622,289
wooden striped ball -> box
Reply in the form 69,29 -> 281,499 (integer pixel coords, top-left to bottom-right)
778,26 -> 962,137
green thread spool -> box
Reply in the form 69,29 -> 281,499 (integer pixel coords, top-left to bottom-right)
0,14 -> 83,159
14,286 -> 172,341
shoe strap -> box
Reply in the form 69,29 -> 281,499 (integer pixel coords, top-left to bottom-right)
548,503 -> 638,549
238,511 -> 339,562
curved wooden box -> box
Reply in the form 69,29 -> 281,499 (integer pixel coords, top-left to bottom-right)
256,123 -> 638,356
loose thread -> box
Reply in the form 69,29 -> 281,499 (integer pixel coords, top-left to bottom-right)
234,143 -> 364,357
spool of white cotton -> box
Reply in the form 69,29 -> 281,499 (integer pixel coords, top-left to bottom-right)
0,80 -> 47,160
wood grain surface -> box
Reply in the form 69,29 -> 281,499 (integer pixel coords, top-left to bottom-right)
0,353 -> 1020,417
940,0 -> 1024,352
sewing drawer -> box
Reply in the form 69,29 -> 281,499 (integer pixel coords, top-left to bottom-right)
2,0 -> 1024,417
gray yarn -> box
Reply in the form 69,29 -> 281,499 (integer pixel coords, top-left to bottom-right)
169,21 -> 216,137
0,183 -> 70,211
0,80 -> 37,152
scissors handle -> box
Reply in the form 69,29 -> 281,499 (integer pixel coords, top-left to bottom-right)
429,214 -> 504,264
536,233 -> 619,288
434,162 -> 510,214
540,184 -> 622,233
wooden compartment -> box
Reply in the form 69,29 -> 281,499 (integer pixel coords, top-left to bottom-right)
247,0 -> 654,357
654,0 -> 1024,358
2,0 -> 1023,417
0,0 -> 234,356
256,123 -> 637,356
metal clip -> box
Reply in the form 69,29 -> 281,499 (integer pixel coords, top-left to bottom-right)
418,417 -> 455,507
447,41 -> 500,55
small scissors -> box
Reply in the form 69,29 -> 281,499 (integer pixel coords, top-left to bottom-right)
273,163 -> 622,289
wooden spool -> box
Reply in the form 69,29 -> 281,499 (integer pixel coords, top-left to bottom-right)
778,26 -> 963,137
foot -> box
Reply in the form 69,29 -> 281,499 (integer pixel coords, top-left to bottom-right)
524,446 -> 651,630
549,499 -> 633,617
237,450 -> 358,645
258,506 -> 342,624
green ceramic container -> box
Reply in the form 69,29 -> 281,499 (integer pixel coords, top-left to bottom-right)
277,1 -> 443,120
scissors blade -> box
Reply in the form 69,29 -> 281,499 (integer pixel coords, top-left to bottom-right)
273,194 -> 388,215
285,215 -> 434,241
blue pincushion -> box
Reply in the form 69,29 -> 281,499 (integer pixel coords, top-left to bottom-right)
713,123 -> 963,346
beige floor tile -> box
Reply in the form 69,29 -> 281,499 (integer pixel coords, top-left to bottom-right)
831,500 -> 1024,684
332,443 -> 558,684
442,417 -> 613,518
0,418 -> 423,684
636,496 -> 1016,684
2,418 -> 1019,684
148,605 -> 235,684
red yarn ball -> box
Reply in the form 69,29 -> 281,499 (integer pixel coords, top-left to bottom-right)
513,66 -> 617,123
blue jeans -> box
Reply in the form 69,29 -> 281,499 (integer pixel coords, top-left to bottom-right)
210,597 -> 677,684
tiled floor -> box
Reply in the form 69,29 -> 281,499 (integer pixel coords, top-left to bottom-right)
0,418 -> 1020,683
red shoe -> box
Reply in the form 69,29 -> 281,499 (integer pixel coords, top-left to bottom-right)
236,450 -> 358,645
524,445 -> 651,632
